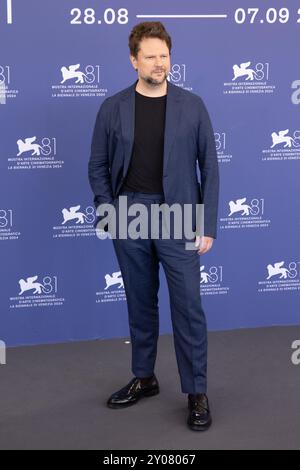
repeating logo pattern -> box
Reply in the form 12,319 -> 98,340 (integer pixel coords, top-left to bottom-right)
1,1 -> 299,345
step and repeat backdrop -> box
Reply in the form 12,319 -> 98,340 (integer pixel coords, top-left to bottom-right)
1,0 -> 299,346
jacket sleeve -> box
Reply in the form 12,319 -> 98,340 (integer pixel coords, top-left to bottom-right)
88,98 -> 114,209
197,98 -> 220,239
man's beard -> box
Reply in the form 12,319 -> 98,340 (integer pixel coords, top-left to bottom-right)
141,70 -> 168,87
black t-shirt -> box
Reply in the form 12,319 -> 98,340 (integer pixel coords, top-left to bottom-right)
122,90 -> 167,194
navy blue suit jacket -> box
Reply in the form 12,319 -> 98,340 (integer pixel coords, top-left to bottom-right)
88,80 -> 219,238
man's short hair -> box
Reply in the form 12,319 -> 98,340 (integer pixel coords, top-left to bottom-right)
128,21 -> 172,58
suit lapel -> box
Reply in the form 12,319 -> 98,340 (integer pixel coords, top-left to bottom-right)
119,79 -> 183,180
163,80 -> 182,175
119,82 -> 136,179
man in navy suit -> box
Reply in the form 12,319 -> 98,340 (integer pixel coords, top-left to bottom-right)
88,22 -> 219,431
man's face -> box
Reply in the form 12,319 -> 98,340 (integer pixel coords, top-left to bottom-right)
130,37 -> 171,87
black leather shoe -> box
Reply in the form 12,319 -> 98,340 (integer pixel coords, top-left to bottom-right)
107,375 -> 160,409
187,393 -> 212,431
